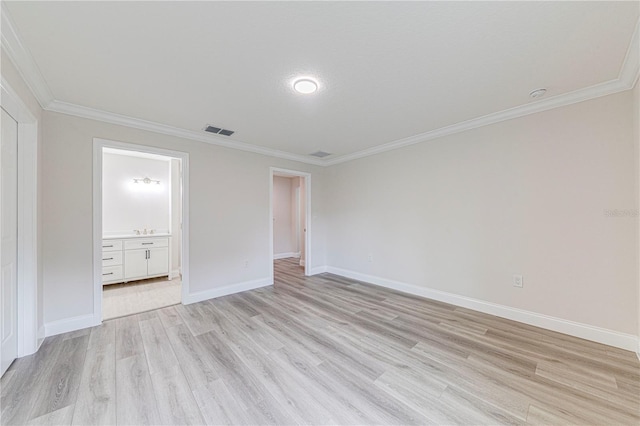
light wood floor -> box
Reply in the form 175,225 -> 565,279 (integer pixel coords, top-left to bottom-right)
2,258 -> 638,425
103,276 -> 181,320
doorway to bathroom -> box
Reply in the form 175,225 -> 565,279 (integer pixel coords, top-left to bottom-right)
93,139 -> 189,321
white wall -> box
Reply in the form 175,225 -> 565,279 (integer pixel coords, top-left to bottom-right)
325,89 -> 637,337
41,111 -> 326,324
102,153 -> 171,235
273,176 -> 296,256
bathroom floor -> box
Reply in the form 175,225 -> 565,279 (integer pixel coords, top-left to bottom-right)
102,276 -> 181,320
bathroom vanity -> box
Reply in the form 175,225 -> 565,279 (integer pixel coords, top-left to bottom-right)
102,234 -> 171,285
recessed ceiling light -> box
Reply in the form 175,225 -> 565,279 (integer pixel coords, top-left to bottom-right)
293,78 -> 318,94
529,88 -> 547,99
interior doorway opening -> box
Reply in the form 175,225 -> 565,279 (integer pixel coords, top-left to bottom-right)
100,148 -> 183,320
269,168 -> 311,281
93,139 -> 190,323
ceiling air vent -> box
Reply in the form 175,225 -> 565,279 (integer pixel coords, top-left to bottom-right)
310,151 -> 332,158
204,124 -> 234,136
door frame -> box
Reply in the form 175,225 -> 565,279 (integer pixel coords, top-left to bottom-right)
269,167 -> 311,280
0,77 -> 40,359
92,138 -> 190,322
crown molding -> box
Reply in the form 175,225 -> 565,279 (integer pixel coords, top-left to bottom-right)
618,17 -> 640,88
0,2 -> 54,108
324,78 -> 631,166
325,17 -> 640,166
45,100 -> 325,165
2,2 -> 638,168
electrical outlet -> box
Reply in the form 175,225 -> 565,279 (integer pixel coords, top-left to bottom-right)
513,274 -> 523,288
367,254 -> 373,263
243,259 -> 249,269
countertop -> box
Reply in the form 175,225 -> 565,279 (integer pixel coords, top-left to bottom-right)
103,233 -> 171,240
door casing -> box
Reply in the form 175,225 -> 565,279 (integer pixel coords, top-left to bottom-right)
0,78 -> 40,364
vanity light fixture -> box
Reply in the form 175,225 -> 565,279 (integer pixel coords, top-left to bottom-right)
133,177 -> 160,185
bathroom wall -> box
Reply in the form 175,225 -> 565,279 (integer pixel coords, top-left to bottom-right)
102,152 -> 171,235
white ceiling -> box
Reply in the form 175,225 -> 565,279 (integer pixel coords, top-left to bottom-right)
3,1 -> 639,164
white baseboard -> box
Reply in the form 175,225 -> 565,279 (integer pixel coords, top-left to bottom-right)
45,313 -> 100,337
326,266 -> 638,352
34,325 -> 45,352
169,269 -> 181,280
300,259 -> 306,267
309,265 -> 327,275
274,252 -> 300,260
183,277 -> 272,305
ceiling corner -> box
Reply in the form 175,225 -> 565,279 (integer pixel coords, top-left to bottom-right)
618,17 -> 640,89
1,2 -> 55,109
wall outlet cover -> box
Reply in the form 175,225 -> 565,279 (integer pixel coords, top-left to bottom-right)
513,274 -> 523,288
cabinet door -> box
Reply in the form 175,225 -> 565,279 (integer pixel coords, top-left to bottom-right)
147,247 -> 169,276
124,248 -> 148,280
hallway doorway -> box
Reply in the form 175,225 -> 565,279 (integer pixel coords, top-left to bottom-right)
269,168 -> 311,281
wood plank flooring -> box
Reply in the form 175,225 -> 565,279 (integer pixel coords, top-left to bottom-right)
2,258 -> 639,425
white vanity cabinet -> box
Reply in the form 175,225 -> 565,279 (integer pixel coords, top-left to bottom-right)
124,238 -> 169,280
102,235 -> 170,285
101,240 -> 124,284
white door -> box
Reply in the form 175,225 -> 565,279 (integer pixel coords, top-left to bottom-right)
147,247 -> 169,276
1,108 -> 18,376
124,249 -> 148,280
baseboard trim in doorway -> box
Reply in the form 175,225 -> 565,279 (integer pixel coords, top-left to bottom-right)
309,266 -> 327,275
274,252 -> 300,260
36,325 -> 45,352
183,277 -> 272,305
325,266 -> 638,352
44,313 -> 99,337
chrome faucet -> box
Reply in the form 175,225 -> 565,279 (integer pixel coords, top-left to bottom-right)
133,229 -> 141,235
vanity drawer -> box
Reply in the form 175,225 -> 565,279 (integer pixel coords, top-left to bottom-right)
124,238 -> 169,250
102,240 -> 123,252
102,265 -> 123,283
102,251 -> 123,267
